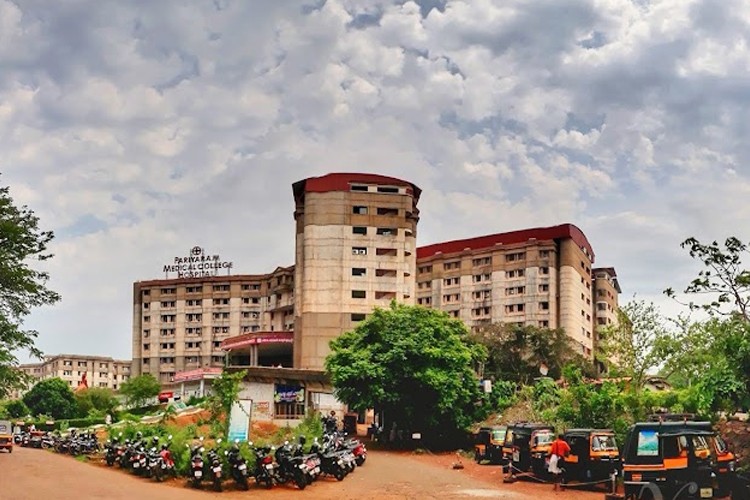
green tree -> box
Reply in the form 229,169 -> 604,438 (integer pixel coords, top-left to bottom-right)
599,300 -> 673,391
0,182 -> 61,398
120,374 -> 160,409
5,399 -> 29,418
22,378 -> 78,419
325,302 -> 486,445
471,323 -> 595,385
665,236 -> 750,320
75,387 -> 119,417
205,369 -> 247,437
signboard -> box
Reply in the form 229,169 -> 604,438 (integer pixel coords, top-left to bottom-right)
252,401 -> 271,417
173,367 -> 223,383
274,384 -> 304,403
163,246 -> 234,278
228,399 -> 252,442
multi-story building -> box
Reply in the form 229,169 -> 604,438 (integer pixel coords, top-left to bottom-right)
131,266 -> 295,383
291,173 -> 421,370
415,224 -> 604,357
132,172 -> 620,379
13,354 -> 131,397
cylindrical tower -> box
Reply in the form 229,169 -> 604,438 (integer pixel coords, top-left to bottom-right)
292,173 -> 421,370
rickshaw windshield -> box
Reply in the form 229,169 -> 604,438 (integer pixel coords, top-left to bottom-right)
691,436 -> 711,458
712,435 -> 728,454
533,431 -> 554,446
591,434 -> 618,451
504,430 -> 514,446
492,430 -> 505,441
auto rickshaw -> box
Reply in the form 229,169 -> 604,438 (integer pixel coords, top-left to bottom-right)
473,425 -> 507,464
505,422 -> 555,476
649,414 -> 737,497
0,420 -> 13,453
621,422 -> 718,499
561,428 -> 620,488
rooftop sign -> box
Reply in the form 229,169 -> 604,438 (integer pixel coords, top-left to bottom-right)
163,246 -> 234,278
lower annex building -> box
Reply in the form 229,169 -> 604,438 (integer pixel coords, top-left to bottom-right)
131,173 -> 620,384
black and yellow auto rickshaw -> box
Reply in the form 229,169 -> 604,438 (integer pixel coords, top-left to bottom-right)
621,421 -> 718,499
648,414 -> 738,498
561,428 -> 620,487
473,425 -> 507,464
505,422 -> 555,476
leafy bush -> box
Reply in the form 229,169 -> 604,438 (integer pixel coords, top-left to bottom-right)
5,399 -> 29,418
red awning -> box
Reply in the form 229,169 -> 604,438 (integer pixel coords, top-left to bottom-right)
221,331 -> 294,351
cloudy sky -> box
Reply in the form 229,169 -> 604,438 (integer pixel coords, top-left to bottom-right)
3,0 -> 748,362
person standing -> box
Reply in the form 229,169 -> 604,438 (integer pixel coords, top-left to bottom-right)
548,434 -> 571,491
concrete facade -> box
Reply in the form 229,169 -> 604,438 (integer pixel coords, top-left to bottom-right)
132,266 -> 294,384
13,354 -> 131,398
292,174 -> 420,370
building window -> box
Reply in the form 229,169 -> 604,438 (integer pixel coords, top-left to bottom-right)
539,301 -> 549,310
418,265 -> 432,274
351,184 -> 368,192
376,207 -> 399,216
449,310 -> 459,318
375,248 -> 398,256
444,261 -> 460,271
506,269 -> 526,278
352,206 -> 368,215
539,284 -> 549,292
143,344 -> 150,350
375,269 -> 397,277
143,303 -> 150,310
377,186 -> 399,193
212,284 -> 230,292
352,226 -> 367,235
505,303 -> 525,313
186,286 -> 202,293
505,252 -> 526,262
417,281 -> 432,289
143,315 -> 151,323
472,307 -> 491,317
160,288 -> 176,294
213,298 -> 229,305
352,268 -> 366,277
443,277 -> 460,287
472,257 -> 492,266
142,290 -> 150,297
160,301 -> 176,308
417,297 -> 432,306
352,246 -> 367,255
376,227 -> 396,236
539,320 -> 549,328
540,267 -> 549,275
540,250 -> 550,258
143,329 -> 150,338
351,290 -> 366,299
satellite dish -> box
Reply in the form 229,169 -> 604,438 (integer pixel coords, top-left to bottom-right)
539,363 -> 549,376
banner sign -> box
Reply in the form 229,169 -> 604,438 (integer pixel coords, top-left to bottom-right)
274,384 -> 304,403
227,399 -> 252,442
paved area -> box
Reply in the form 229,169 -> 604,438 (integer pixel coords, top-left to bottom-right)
0,446 -> 599,499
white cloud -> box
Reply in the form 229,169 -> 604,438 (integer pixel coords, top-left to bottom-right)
2,0 -> 750,360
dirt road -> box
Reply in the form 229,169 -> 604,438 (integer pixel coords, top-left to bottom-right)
0,447 -> 602,500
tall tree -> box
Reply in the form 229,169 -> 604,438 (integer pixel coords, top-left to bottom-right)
470,323 -> 595,384
325,302 -> 486,445
22,378 -> 79,419
665,237 -> 750,320
599,300 -> 672,391
0,181 -> 60,398
119,374 -> 161,409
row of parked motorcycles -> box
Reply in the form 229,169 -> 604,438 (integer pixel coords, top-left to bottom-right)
188,431 -> 368,492
14,429 -> 100,455
103,432 -> 176,482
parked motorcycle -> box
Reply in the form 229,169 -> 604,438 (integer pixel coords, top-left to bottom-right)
188,438 -> 206,489
249,442 -> 277,489
226,439 -> 249,490
310,437 -> 348,481
274,441 -> 309,489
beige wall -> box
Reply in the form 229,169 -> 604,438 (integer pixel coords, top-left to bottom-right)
294,185 -> 418,370
13,355 -> 131,398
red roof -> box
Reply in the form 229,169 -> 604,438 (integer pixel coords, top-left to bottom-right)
221,331 -> 294,351
416,223 -> 594,261
293,173 -> 421,199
